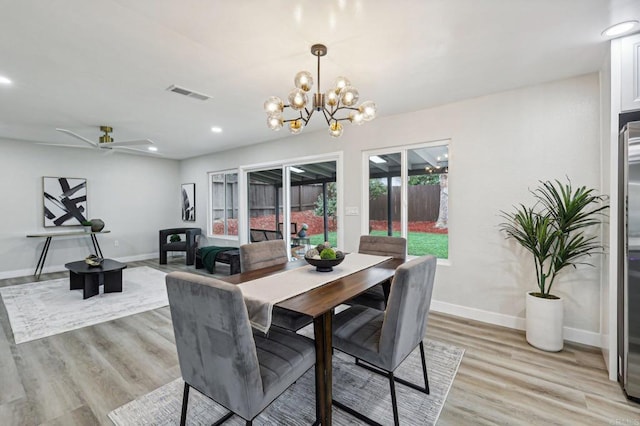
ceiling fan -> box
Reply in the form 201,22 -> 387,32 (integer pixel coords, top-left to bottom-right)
43,126 -> 157,154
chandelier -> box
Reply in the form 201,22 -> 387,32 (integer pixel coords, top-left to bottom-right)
264,43 -> 377,138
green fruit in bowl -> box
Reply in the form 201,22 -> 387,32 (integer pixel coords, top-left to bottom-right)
320,248 -> 336,260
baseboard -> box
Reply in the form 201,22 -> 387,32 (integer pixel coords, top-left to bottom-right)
0,253 -> 157,280
430,300 -> 602,348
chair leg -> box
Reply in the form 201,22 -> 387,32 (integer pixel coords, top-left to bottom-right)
355,350 -> 429,394
211,411 -> 235,426
180,383 -> 190,426
332,399 -> 383,426
184,383 -> 234,426
419,341 -> 430,394
388,372 -> 400,426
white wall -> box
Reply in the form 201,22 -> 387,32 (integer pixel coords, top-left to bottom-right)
0,138 -> 181,278
182,73 -> 604,345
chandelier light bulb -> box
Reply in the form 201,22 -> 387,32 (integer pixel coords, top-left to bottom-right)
328,121 -> 343,137
325,89 -> 339,107
267,114 -> 284,131
294,71 -> 313,92
359,100 -> 377,121
334,76 -> 351,94
264,96 -> 284,114
288,88 -> 308,110
289,119 -> 304,134
349,110 -> 365,125
340,86 -> 359,107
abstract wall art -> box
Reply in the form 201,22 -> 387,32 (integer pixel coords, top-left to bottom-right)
43,177 -> 88,227
181,183 -> 195,221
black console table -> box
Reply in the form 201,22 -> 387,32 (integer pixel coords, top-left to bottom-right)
27,230 -> 111,279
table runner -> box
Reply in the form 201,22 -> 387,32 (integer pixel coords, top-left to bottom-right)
238,253 -> 391,332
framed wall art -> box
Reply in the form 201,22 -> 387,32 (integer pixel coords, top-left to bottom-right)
181,183 -> 195,221
43,176 -> 88,227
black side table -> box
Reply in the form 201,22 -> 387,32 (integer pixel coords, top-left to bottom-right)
65,259 -> 127,299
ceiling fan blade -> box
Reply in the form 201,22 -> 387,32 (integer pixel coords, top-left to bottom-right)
114,145 -> 163,156
55,128 -> 99,147
36,142 -> 94,150
108,139 -> 154,147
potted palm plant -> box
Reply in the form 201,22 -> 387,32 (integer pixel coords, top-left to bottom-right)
499,179 -> 608,351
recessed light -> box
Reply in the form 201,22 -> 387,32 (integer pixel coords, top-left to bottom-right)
211,127 -> 222,133
148,146 -> 158,152
370,155 -> 386,164
290,166 -> 305,173
0,76 -> 12,85
602,20 -> 639,38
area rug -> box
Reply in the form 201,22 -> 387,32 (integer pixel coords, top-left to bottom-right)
0,266 -> 167,344
108,339 -> 464,425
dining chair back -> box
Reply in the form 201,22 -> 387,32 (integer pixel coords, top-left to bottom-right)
239,240 -> 312,331
166,271 -> 315,425
239,239 -> 288,271
359,235 -> 407,259
349,235 -> 407,310
332,255 -> 437,425
380,254 -> 436,369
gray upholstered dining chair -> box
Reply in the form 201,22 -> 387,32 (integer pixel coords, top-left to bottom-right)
239,239 -> 289,271
348,235 -> 407,310
239,240 -> 313,331
332,255 -> 437,426
166,271 -> 316,426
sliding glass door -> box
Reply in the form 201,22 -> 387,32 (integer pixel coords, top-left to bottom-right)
288,160 -> 338,257
242,154 -> 342,258
246,167 -> 283,242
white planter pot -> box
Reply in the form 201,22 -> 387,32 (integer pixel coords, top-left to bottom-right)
525,291 -> 564,352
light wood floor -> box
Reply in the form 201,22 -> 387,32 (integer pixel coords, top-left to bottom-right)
0,257 -> 639,425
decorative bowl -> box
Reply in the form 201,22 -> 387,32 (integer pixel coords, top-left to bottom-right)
85,254 -> 104,267
304,255 -> 345,272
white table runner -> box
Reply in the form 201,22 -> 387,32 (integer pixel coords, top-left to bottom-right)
239,253 -> 391,332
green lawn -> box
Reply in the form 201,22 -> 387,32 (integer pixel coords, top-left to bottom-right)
309,231 -> 448,259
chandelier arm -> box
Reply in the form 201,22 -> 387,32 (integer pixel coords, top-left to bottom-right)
304,108 -> 314,124
333,106 -> 360,112
320,108 -> 333,126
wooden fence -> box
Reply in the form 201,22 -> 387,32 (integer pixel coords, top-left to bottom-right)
214,182 -> 440,221
369,184 -> 441,222
247,183 -> 323,217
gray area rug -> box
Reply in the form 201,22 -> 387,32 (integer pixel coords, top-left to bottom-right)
109,338 -> 464,425
0,266 -> 167,344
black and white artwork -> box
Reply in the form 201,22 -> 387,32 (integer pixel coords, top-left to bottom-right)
181,183 -> 195,221
43,177 -> 88,227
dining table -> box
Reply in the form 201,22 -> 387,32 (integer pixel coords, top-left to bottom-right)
220,255 -> 404,426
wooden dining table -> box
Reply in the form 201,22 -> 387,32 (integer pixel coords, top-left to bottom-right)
220,256 -> 404,426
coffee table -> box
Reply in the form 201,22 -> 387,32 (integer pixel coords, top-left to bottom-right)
64,259 -> 127,299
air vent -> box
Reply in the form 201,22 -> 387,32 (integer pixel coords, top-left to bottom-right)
166,85 -> 212,101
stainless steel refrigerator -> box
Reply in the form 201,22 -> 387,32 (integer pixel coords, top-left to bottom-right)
620,120 -> 640,401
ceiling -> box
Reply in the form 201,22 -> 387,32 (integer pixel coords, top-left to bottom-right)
0,0 -> 638,160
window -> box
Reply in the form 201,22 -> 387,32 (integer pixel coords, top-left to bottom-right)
366,141 -> 449,259
209,171 -> 238,237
